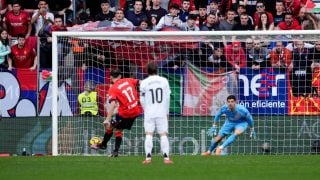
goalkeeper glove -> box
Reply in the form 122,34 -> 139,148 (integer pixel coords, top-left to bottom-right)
207,125 -> 217,137
250,128 -> 256,140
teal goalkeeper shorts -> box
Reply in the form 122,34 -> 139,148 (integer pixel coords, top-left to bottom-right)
218,121 -> 248,136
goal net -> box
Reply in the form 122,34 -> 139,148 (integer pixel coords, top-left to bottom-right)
52,31 -> 320,156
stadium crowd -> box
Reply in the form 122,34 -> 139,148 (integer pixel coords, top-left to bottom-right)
0,0 -> 320,98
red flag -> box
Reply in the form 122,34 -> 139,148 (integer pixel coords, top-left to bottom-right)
305,0 -> 316,12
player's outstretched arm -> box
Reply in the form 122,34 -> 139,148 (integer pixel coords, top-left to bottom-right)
246,111 -> 256,139
208,107 -> 223,137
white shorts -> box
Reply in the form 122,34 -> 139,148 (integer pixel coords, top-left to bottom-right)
144,117 -> 168,134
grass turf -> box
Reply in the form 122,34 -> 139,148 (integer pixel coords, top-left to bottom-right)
0,155 -> 320,180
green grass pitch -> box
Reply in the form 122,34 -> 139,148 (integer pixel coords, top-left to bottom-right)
1,155 -> 320,180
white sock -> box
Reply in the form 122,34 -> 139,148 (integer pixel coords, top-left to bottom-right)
160,135 -> 169,159
144,135 -> 153,159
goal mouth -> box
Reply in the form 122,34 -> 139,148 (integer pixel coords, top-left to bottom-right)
50,30 -> 320,156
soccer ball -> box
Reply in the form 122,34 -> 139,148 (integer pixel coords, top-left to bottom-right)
89,136 -> 102,145
261,142 -> 271,153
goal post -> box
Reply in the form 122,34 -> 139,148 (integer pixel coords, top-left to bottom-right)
52,30 -> 320,156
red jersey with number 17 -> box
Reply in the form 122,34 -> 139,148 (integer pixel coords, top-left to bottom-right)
108,78 -> 142,118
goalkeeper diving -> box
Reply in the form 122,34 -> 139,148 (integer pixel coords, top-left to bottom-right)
202,95 -> 256,156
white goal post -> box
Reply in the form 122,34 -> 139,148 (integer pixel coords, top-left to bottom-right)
52,30 -> 320,156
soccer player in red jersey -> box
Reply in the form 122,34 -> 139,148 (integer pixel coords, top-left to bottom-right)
91,69 -> 143,157
8,34 -> 37,70
2,1 -> 32,38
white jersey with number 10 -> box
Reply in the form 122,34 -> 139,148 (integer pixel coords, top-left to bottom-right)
140,75 -> 171,119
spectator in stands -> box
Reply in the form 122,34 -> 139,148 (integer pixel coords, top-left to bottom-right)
273,0 -> 285,27
201,13 -> 219,31
8,34 -> 37,70
0,29 -> 11,69
95,0 -> 115,21
85,44 -> 114,69
78,80 -> 98,116
276,12 -> 301,30
50,15 -> 68,66
3,1 -> 32,38
290,40 -> 313,97
255,12 -> 274,30
77,10 -> 91,24
311,41 -> 320,96
286,40 -> 314,51
154,3 -> 182,30
38,15 -> 66,68
224,41 -> 246,72
197,4 -> 207,27
217,12 -> 226,22
146,0 -> 167,25
296,7 -> 320,30
146,0 -> 170,11
242,0 -> 257,17
121,0 -> 147,12
234,5 -> 254,26
135,19 -> 152,31
219,9 -> 236,31
233,13 -> 254,31
111,8 -> 134,30
253,1 -> 274,28
126,0 -> 147,26
248,39 -> 270,70
283,0 -> 301,17
83,0 -> 100,19
311,41 -> 320,71
244,38 -> 254,60
31,0 -> 55,36
169,0 -> 195,11
38,17 -> 53,68
208,0 -> 220,17
270,41 -> 292,70
46,0 -> 73,26
180,13 -> 199,31
207,46 -> 234,72
179,0 -> 190,23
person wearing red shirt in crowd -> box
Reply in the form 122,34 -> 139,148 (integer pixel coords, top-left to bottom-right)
283,0 -> 301,17
270,41 -> 293,70
276,12 -> 301,30
91,69 -> 143,157
224,41 -> 246,72
8,34 -> 37,70
253,1 -> 274,27
2,1 -> 31,38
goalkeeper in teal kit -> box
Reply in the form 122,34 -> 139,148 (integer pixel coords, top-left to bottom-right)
202,95 -> 256,156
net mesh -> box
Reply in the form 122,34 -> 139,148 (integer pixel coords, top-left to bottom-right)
52,32 -> 320,155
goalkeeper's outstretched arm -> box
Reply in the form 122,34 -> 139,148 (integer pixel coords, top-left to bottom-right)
213,107 -> 224,126
246,112 -> 256,139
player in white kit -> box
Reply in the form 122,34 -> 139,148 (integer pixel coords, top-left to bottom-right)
140,61 -> 173,164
